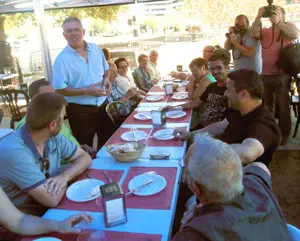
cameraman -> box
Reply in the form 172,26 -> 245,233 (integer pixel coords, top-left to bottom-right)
224,15 -> 262,74
251,5 -> 299,145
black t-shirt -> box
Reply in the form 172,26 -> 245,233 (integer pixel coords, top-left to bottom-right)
217,104 -> 281,166
199,82 -> 228,127
172,166 -> 290,241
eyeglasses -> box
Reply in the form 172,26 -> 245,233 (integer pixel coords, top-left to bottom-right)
118,65 -> 128,69
40,157 -> 50,178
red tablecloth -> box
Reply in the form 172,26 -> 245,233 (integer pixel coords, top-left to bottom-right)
122,166 -> 178,210
57,169 -> 124,212
20,230 -> 162,241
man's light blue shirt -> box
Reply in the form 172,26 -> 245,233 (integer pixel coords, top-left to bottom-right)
52,42 -> 109,106
0,126 -> 77,216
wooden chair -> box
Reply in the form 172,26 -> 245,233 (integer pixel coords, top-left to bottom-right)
105,101 -> 129,127
0,89 -> 29,129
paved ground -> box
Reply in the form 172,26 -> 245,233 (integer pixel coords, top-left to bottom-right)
270,150 -> 300,227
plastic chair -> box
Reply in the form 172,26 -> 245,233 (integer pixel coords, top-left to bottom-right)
105,101 -> 129,127
287,224 -> 300,241
0,89 -> 29,129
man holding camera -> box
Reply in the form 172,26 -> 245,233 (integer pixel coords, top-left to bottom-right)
224,15 -> 262,74
251,4 -> 299,145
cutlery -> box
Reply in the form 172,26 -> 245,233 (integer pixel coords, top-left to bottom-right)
103,170 -> 112,183
84,192 -> 99,200
131,129 -> 137,142
126,179 -> 153,196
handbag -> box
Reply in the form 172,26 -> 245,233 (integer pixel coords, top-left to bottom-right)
277,37 -> 300,77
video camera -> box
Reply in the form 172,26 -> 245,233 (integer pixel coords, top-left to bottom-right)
225,26 -> 245,38
262,0 -> 276,18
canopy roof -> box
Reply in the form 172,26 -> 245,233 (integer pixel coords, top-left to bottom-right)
0,0 -> 135,14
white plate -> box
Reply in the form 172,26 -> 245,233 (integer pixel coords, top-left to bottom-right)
121,130 -> 148,142
66,179 -> 104,202
172,93 -> 188,100
166,110 -> 186,119
153,128 -> 174,140
146,95 -> 164,101
128,173 -> 166,196
33,238 -> 62,241
134,112 -> 152,120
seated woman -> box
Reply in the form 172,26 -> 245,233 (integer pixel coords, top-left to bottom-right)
187,57 -> 216,100
107,63 -> 142,117
114,57 -> 146,97
187,58 -> 216,130
132,54 -> 156,92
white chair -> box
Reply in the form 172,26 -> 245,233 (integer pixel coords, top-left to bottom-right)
287,224 -> 300,241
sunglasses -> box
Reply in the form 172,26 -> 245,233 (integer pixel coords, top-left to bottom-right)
40,157 -> 50,178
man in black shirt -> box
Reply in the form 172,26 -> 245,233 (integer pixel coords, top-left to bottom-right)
172,135 -> 289,241
165,49 -> 230,129
175,69 -> 281,166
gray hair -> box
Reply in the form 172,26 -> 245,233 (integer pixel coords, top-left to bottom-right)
62,17 -> 83,29
187,135 -> 244,204
149,49 -> 158,56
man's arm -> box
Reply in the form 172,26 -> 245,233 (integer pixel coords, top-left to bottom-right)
229,34 -> 255,57
44,147 -> 91,196
224,37 -> 233,50
182,99 -> 203,110
230,138 -> 264,165
278,22 -> 299,40
0,187 -> 92,235
193,118 -> 228,137
250,7 -> 265,39
244,162 -> 271,176
56,85 -> 107,97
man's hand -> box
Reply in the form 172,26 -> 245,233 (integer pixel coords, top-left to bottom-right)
44,174 -> 69,196
85,86 -> 107,97
162,105 -> 178,112
173,128 -> 190,140
80,144 -> 96,155
151,78 -> 158,85
104,78 -> 112,93
270,7 -> 283,25
229,33 -> 239,45
256,7 -> 265,19
57,213 -> 93,234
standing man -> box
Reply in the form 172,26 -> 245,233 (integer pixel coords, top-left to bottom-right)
52,17 -> 114,148
148,49 -> 161,80
225,14 -> 262,74
251,6 -> 299,144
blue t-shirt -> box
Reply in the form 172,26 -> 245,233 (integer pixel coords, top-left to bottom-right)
0,126 -> 77,216
232,32 -> 262,74
52,42 -> 109,106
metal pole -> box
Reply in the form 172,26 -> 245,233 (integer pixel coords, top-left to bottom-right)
33,0 -> 52,82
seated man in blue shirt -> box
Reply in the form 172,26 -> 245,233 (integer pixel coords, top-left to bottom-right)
172,135 -> 289,241
0,92 -> 91,217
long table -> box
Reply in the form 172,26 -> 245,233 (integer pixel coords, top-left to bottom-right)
32,82 -> 191,241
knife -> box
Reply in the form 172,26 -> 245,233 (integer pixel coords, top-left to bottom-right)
126,179 -> 153,196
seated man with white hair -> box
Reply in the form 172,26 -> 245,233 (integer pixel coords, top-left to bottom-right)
172,135 -> 289,241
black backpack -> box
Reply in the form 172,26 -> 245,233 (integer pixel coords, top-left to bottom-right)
277,38 -> 300,77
